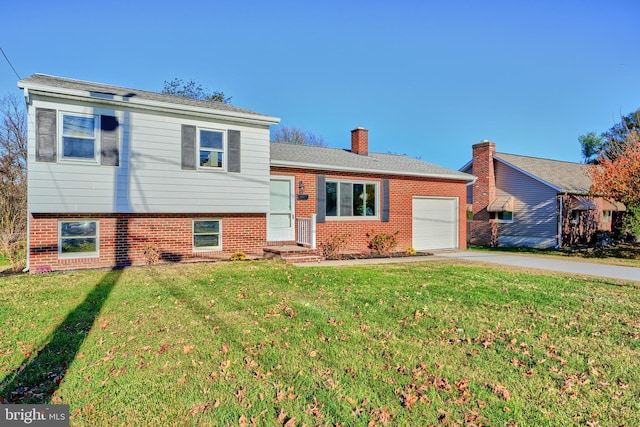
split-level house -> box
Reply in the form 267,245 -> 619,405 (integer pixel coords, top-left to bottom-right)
19,74 -> 474,272
462,141 -> 626,248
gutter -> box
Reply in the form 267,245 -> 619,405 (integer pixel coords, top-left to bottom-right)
272,160 -> 477,183
20,85 -> 281,127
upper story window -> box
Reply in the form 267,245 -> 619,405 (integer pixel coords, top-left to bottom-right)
326,180 -> 378,218
199,129 -> 225,169
61,114 -> 98,160
602,210 -> 611,223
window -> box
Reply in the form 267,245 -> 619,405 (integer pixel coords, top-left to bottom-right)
61,114 -> 98,160
59,221 -> 98,257
571,210 -> 581,224
326,180 -> 377,218
199,129 -> 224,169
602,210 -> 611,223
193,220 -> 221,250
491,211 -> 513,222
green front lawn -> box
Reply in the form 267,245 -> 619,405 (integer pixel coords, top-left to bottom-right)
1,260 -> 639,426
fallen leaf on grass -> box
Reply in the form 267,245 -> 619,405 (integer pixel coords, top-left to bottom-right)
491,383 -> 511,401
183,345 -> 195,354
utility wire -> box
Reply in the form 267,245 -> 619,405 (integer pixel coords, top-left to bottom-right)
0,46 -> 21,80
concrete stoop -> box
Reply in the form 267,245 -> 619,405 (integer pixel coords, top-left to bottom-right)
263,245 -> 325,264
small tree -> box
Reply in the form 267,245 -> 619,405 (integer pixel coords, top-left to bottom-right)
271,125 -> 327,147
579,108 -> 640,164
585,130 -> 640,239
162,78 -> 231,104
0,94 -> 27,271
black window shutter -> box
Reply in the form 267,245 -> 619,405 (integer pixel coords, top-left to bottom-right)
36,108 -> 57,162
181,125 -> 196,170
227,130 -> 241,173
316,174 -> 326,223
100,115 -> 119,166
381,179 -> 390,222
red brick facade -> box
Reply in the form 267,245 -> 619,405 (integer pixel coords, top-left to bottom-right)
469,141 -> 496,246
29,213 -> 266,272
351,127 -> 369,155
271,167 -> 468,254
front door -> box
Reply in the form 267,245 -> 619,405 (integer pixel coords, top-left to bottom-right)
268,176 -> 295,242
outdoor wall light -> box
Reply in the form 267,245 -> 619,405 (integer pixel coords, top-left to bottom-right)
299,180 -> 305,194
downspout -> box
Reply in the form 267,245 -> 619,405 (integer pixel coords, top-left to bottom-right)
22,87 -> 30,273
23,214 -> 30,273
557,193 -> 566,249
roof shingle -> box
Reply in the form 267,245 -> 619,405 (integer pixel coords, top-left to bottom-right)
494,152 -> 592,193
271,142 -> 474,181
19,74 -> 272,117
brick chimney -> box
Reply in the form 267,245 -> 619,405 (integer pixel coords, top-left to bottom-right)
470,140 -> 496,245
351,127 -> 368,155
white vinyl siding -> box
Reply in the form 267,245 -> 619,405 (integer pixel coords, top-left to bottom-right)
493,161 -> 558,246
27,99 -> 271,214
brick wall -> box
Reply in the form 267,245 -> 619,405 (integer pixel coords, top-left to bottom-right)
29,213 -> 266,272
271,167 -> 468,253
470,141 -> 496,245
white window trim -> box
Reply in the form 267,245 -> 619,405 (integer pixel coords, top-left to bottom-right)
58,220 -> 100,259
193,219 -> 222,251
326,179 -> 379,220
59,112 -> 100,163
197,128 -> 226,171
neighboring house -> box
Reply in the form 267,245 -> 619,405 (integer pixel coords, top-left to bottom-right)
19,74 -> 474,272
461,141 -> 625,248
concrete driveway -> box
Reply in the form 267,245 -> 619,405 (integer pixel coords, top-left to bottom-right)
435,251 -> 640,283
295,251 -> 640,283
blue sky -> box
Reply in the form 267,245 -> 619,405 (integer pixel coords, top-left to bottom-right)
1,0 -> 638,170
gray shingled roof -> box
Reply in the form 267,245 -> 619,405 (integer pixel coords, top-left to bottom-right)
494,152 -> 592,193
19,74 -> 270,117
270,142 -> 474,181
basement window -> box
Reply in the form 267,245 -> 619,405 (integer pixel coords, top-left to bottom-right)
59,220 -> 99,257
193,219 -> 222,251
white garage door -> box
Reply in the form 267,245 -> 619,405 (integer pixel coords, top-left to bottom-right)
412,197 -> 458,251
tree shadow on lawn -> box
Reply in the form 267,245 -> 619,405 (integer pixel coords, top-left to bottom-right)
0,269 -> 121,404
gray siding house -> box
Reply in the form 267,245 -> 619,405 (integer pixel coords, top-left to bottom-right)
462,141 -> 625,248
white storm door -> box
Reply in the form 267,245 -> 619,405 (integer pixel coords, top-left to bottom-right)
268,177 -> 295,241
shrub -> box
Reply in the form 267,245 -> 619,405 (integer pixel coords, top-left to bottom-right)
5,239 -> 26,272
230,251 -> 247,261
367,229 -> 399,256
319,233 -> 349,259
405,247 -> 417,256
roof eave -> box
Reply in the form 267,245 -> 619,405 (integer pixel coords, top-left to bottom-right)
19,82 -> 280,126
271,159 -> 476,182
